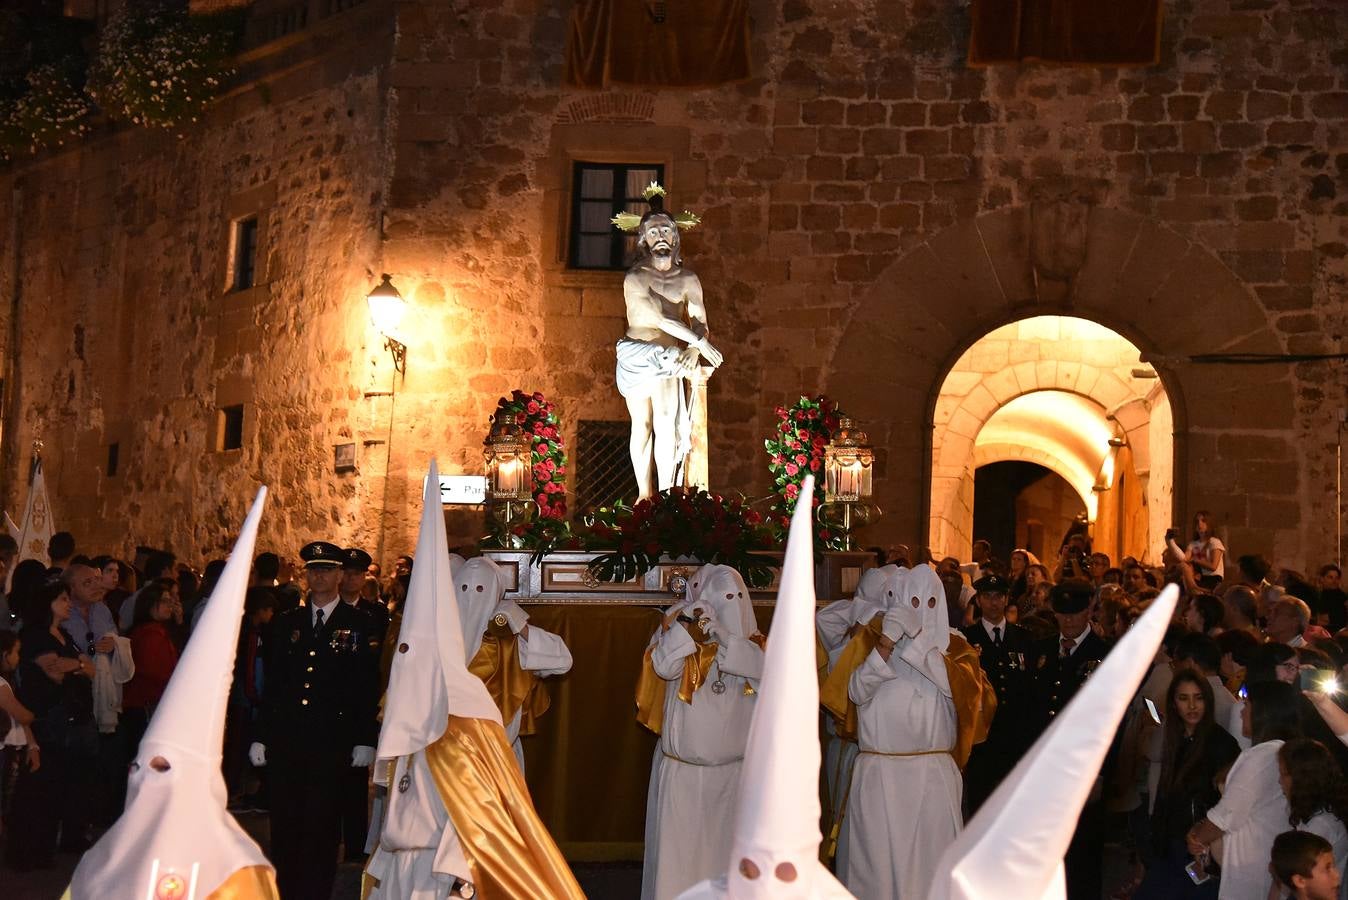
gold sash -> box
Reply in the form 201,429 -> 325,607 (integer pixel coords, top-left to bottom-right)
467,629 -> 552,737
427,716 -> 585,899
634,639 -> 719,735
64,865 -> 278,900
820,622 -> 996,770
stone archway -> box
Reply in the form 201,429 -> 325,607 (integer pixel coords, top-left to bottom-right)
825,204 -> 1290,559
930,318 -> 1169,562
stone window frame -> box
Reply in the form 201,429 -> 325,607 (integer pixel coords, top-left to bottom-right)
220,181 -> 276,302
210,375 -> 255,456
540,123 -> 706,291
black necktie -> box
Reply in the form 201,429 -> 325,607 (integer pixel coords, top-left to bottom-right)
315,607 -> 325,631
993,626 -> 1002,647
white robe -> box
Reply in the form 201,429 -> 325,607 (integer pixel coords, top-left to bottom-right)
499,624 -> 572,772
816,598 -> 869,830
839,645 -> 960,900
366,752 -> 471,899
1206,740 -> 1289,900
641,624 -> 763,900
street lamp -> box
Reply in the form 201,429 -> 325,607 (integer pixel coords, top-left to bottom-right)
483,417 -> 535,545
821,417 -> 877,550
366,274 -> 407,374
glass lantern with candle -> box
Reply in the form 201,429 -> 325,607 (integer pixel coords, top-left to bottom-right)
820,418 -> 877,550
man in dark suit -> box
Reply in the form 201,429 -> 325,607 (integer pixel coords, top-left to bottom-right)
335,545 -> 389,864
960,573 -> 1036,816
250,540 -> 381,900
1032,578 -> 1110,900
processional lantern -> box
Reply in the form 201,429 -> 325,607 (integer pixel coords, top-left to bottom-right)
483,418 -> 533,544
821,417 -> 877,551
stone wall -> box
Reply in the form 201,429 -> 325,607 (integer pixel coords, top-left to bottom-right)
2,0 -> 1345,572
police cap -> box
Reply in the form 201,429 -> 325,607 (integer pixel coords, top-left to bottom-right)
1050,579 -> 1094,614
973,573 -> 1010,596
341,547 -> 373,571
300,540 -> 343,569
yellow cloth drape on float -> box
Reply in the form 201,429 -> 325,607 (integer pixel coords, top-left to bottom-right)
468,628 -> 551,736
426,716 -> 586,900
820,624 -> 996,769
62,865 -> 278,900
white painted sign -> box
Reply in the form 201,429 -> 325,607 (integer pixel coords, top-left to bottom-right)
427,474 -> 487,505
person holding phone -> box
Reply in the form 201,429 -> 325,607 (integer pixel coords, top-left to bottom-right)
1138,668 -> 1239,896
1186,680 -> 1302,900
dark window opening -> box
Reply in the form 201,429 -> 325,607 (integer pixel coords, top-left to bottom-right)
219,405 -> 245,452
568,162 -> 665,270
233,217 -> 259,291
106,443 -> 119,477
574,420 -> 640,512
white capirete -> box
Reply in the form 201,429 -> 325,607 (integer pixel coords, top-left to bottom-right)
641,567 -> 764,900
929,585 -> 1179,900
457,556 -> 507,663
694,564 -> 757,639
71,489 -> 271,899
677,475 -> 853,900
377,459 -> 501,759
368,461 -> 502,898
839,561 -> 961,900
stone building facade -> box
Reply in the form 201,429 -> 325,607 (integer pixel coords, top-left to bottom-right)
1,0 -> 1344,571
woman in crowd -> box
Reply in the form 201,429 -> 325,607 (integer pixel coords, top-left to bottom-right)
6,580 -> 96,869
1278,738 -> 1348,898
1137,668 -> 1240,897
90,556 -> 134,623
120,583 -> 180,755
1182,511 -> 1226,591
0,629 -> 37,845
1186,680 -> 1301,900
1186,593 -> 1226,638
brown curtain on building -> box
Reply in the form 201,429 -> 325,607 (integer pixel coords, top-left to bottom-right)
565,0 -> 752,88
519,603 -> 778,859
968,0 -> 1163,66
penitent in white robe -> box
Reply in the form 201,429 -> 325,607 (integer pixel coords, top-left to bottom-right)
501,626 -> 573,773
816,597 -> 872,827
839,644 -> 960,900
366,752 -> 470,900
640,624 -> 764,900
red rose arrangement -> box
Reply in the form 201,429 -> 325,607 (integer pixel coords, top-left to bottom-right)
764,395 -> 846,551
484,390 -> 568,547
577,488 -> 776,586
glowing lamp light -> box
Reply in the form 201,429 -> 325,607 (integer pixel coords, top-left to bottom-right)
483,420 -> 530,502
824,418 -> 874,503
366,273 -> 408,374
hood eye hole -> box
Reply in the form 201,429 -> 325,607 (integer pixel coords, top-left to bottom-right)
460,584 -> 467,591
911,597 -> 919,608
737,591 -> 743,598
887,590 -> 893,597
738,859 -> 760,880
725,592 -> 733,600
475,585 -> 484,592
149,756 -> 171,772
928,597 -> 937,608
775,862 -> 798,882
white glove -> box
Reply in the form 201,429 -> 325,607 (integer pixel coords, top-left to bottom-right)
351,745 -> 375,768
881,607 -> 906,644
248,742 -> 267,767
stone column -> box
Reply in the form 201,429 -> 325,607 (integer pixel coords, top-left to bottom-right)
685,367 -> 711,491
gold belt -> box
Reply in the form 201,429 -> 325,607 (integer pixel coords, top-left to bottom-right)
860,747 -> 954,758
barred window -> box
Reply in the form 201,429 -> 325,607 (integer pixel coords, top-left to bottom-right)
574,420 -> 639,511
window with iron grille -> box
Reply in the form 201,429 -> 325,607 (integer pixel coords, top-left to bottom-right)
569,162 -> 665,270
574,420 -> 640,511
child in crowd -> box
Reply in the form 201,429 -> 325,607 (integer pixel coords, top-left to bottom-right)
1271,830 -> 1342,900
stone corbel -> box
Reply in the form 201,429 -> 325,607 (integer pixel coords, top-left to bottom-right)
1027,178 -> 1110,306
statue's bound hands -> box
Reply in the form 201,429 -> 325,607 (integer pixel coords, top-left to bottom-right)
696,338 -> 724,368
675,346 -> 702,376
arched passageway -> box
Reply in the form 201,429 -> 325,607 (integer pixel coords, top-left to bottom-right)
930,316 -> 1172,563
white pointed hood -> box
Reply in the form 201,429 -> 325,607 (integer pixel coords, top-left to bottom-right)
695,564 -> 757,639
378,460 -> 500,765
678,476 -> 854,899
930,584 -> 1180,900
851,565 -> 891,624
457,556 -> 509,662
908,563 -> 950,657
71,489 -> 272,899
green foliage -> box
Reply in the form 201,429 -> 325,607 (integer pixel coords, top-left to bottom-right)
87,0 -> 238,131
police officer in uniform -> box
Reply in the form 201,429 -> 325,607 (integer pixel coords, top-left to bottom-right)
335,546 -> 389,864
1031,578 -> 1110,900
960,573 -> 1036,816
250,541 -> 380,900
